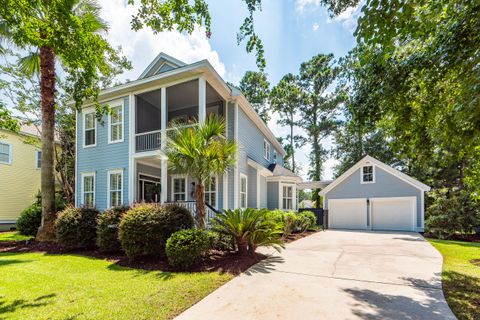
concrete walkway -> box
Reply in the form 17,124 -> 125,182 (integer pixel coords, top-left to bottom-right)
176,230 -> 455,320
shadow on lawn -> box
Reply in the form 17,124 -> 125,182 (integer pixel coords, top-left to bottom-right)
343,276 -> 456,320
442,270 -> 480,320
0,293 -> 56,320
0,259 -> 33,267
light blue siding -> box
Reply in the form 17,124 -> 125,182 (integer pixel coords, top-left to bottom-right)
247,166 -> 257,208
324,166 -> 423,228
259,175 -> 267,208
76,97 -> 130,211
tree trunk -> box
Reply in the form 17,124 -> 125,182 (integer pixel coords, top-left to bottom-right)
237,237 -> 248,256
36,44 -> 57,242
290,113 -> 295,172
195,182 -> 206,229
248,242 -> 257,256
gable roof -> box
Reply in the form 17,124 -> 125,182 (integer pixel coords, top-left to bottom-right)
138,52 -> 187,79
319,155 -> 430,196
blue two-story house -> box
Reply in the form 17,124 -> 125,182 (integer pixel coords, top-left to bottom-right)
75,53 -> 302,214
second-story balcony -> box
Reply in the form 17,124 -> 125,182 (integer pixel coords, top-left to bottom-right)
135,78 -> 225,153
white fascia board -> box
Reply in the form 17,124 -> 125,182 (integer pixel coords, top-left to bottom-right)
247,158 -> 273,177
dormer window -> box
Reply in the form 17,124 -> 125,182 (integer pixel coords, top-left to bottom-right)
361,165 -> 375,184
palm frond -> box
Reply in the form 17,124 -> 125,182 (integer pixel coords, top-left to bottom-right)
18,52 -> 40,76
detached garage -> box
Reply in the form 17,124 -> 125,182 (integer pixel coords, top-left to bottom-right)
320,156 -> 430,232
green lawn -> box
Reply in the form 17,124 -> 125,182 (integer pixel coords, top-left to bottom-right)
0,231 -> 32,241
428,239 -> 480,320
0,252 -> 232,320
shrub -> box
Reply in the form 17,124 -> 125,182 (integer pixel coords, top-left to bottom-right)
296,211 -> 317,232
118,204 -> 194,259
17,197 -> 67,237
55,206 -> 99,248
208,230 -> 236,251
16,203 -> 42,236
96,206 -> 129,252
160,204 -> 195,239
212,208 -> 284,256
166,229 -> 211,269
267,210 -> 298,238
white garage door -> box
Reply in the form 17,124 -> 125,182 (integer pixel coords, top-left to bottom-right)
329,198 -> 367,229
371,197 -> 416,231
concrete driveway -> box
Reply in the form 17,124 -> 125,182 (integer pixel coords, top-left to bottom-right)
176,230 -> 455,320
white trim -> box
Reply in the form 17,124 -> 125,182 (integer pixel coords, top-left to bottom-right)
107,169 -> 124,208
370,196 -> 417,232
35,149 -> 41,169
107,99 -> 125,144
81,172 -> 96,207
171,174 -> 188,202
161,159 -> 168,203
239,173 -> 248,209
233,102 -> 239,208
256,170 -> 261,208
360,164 -> 375,184
75,111 -> 78,207
320,155 -> 430,196
82,107 -> 97,148
205,175 -> 219,208
128,93 -> 135,203
224,101 -> 229,210
420,192 -> 425,229
266,176 -> 302,183
247,158 -> 273,177
0,141 -> 12,165
198,77 -> 206,123
138,52 -> 187,79
161,87 -> 167,148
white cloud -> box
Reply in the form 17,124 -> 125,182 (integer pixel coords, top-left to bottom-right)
295,0 -> 322,13
312,22 -> 320,31
101,0 -> 225,82
332,3 -> 364,32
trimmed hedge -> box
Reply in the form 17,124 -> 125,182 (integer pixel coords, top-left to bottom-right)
96,206 -> 129,252
118,204 -> 194,259
16,203 -> 42,236
166,229 -> 211,269
55,207 -> 100,248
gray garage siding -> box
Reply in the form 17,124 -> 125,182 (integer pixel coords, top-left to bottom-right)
324,166 -> 423,228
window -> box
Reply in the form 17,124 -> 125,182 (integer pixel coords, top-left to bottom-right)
263,139 -> 270,160
108,102 -> 123,143
0,142 -> 12,164
173,176 -> 186,201
35,150 -> 42,169
108,170 -> 123,207
361,165 -> 375,184
240,174 -> 247,208
84,111 -> 96,147
82,173 -> 95,207
205,177 -> 217,207
282,185 -> 294,210
273,150 -> 277,163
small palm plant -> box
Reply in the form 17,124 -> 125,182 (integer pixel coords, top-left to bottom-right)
166,114 -> 237,228
212,208 -> 284,256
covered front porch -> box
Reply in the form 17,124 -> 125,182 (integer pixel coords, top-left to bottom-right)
131,155 -> 223,220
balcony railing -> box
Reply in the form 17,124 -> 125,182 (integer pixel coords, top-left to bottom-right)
135,130 -> 161,153
164,200 -> 219,226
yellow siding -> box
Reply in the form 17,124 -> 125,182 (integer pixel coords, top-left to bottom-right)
0,130 -> 41,222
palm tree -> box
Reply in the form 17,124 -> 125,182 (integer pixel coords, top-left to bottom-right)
0,1 -> 126,241
166,114 -> 237,228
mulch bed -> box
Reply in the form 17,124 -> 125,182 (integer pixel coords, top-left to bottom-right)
0,230 -> 320,274
423,233 -> 480,243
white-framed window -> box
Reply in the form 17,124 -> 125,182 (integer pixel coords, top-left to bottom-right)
0,142 -> 12,164
282,185 -> 294,210
108,170 -> 123,207
81,172 -> 95,207
263,139 -> 270,160
35,149 -> 42,169
108,101 -> 124,143
83,110 -> 96,147
172,175 -> 187,201
205,176 -> 217,207
240,173 -> 248,208
361,165 -> 375,184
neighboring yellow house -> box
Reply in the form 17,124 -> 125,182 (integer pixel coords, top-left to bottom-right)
0,126 -> 42,230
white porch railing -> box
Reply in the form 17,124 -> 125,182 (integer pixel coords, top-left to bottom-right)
165,201 -> 218,226
135,130 -> 161,152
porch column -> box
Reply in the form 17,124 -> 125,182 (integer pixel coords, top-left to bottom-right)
161,87 -> 167,147
198,77 -> 206,123
161,158 -> 168,203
